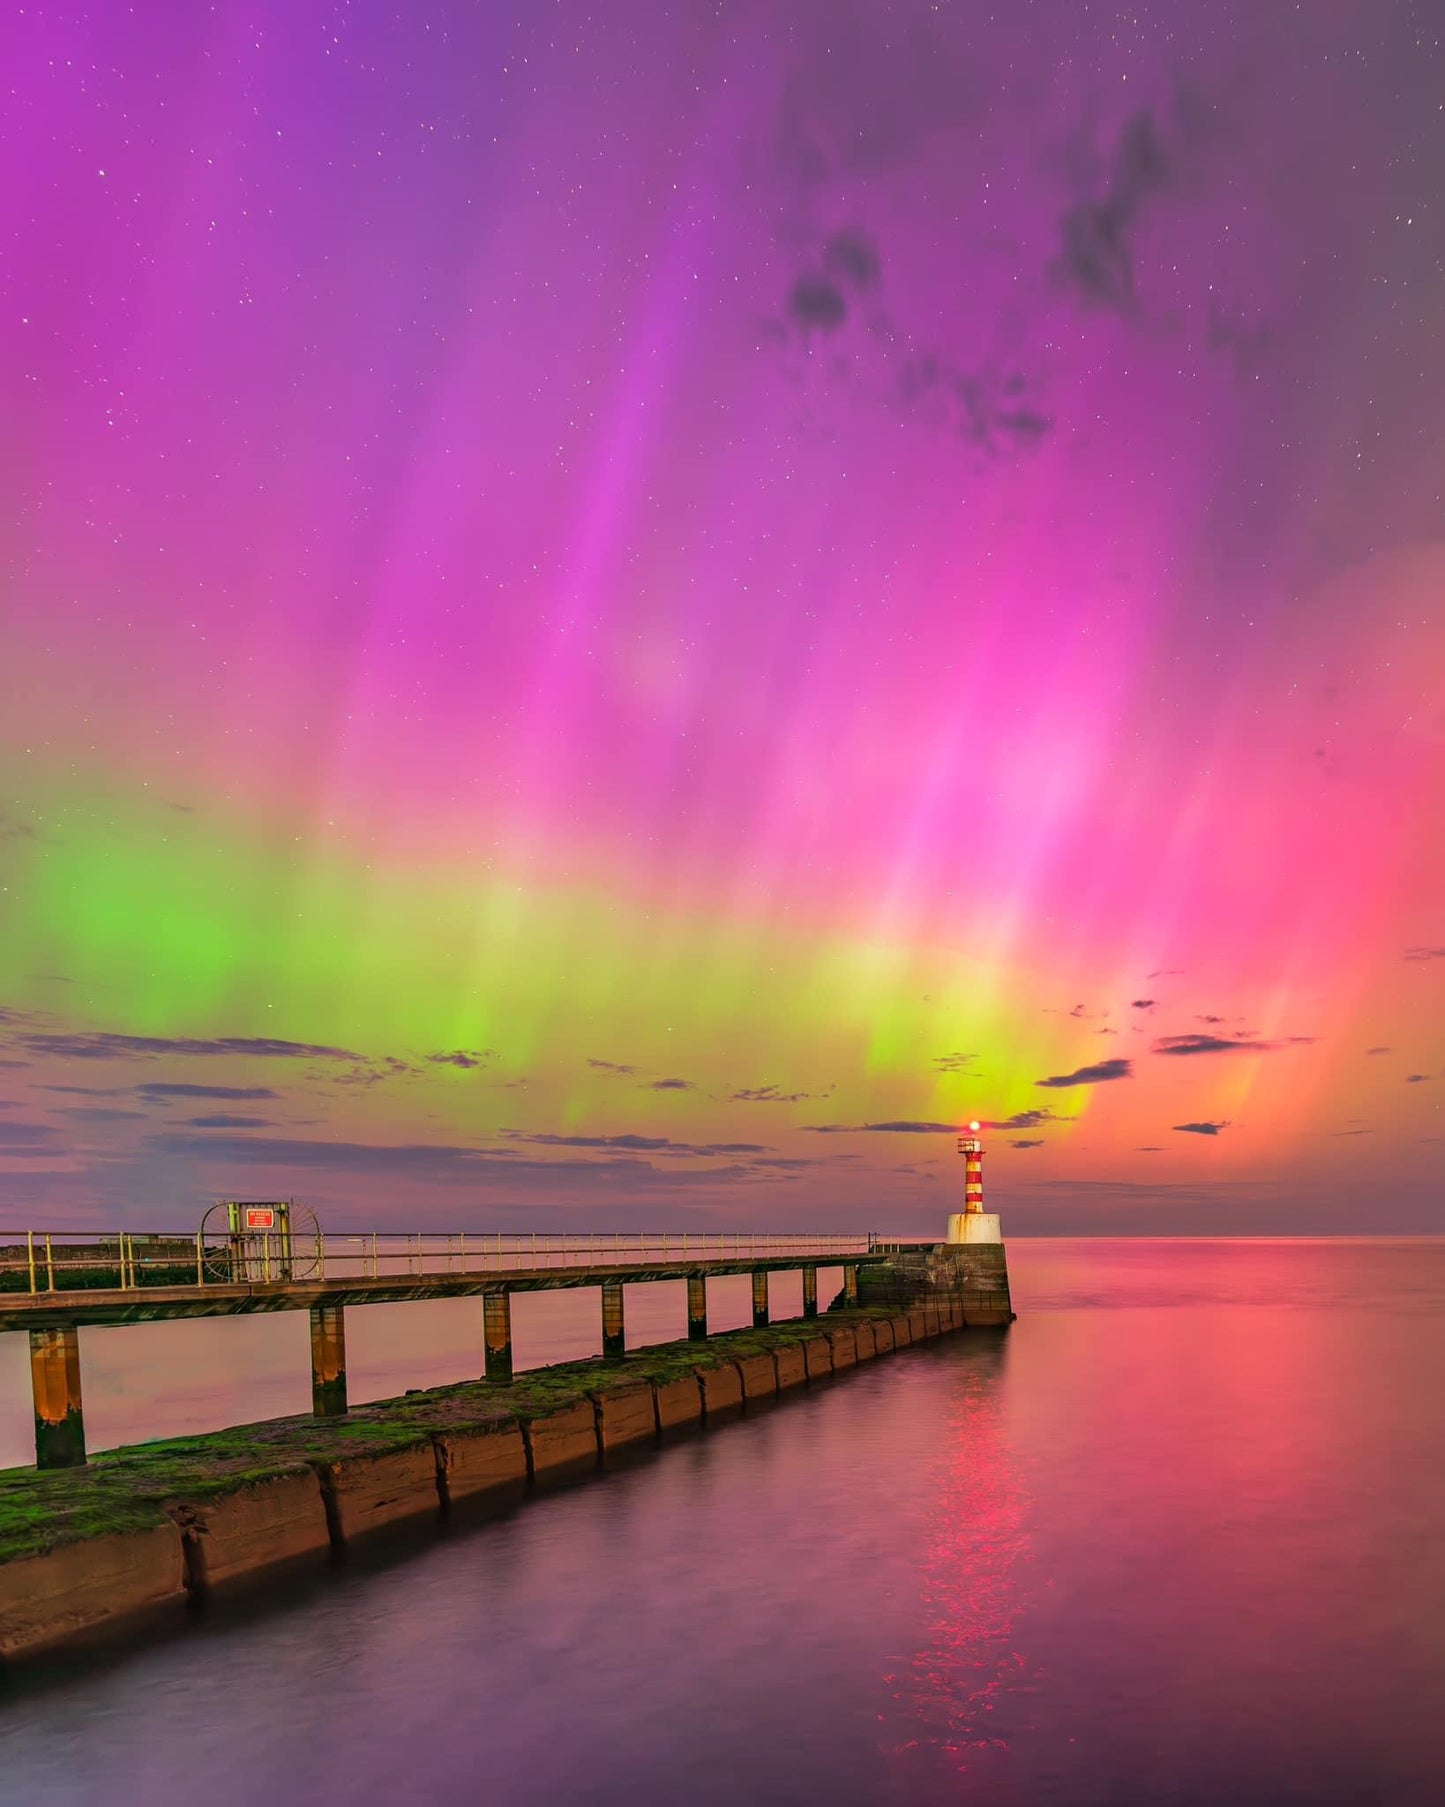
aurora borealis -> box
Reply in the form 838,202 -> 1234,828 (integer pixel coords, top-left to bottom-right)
1,0 -> 1441,1232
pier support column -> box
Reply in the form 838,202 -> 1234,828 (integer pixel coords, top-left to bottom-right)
802,1265 -> 818,1318
687,1273 -> 708,1342
484,1291 -> 514,1383
309,1303 -> 348,1417
843,1264 -> 859,1307
30,1327 -> 85,1470
751,1270 -> 770,1328
601,1279 -> 626,1362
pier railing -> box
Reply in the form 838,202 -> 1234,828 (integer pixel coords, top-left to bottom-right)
0,1229 -> 873,1294
7,1228 -> 888,1470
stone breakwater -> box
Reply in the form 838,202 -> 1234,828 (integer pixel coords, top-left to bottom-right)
0,1302 -> 983,1664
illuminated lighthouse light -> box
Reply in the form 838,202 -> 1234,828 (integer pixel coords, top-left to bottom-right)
947,1118 -> 1002,1247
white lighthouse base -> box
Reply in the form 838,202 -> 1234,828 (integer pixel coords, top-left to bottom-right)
946,1212 -> 1002,1246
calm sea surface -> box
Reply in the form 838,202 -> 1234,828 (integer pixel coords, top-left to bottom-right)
2,1237 -> 1443,1805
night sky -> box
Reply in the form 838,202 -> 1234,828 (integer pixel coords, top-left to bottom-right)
1,1 -> 1441,1232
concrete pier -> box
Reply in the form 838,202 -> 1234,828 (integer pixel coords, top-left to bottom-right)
0,1300 -> 983,1663
483,1292 -> 513,1382
0,1231 -> 896,1464
309,1304 -> 348,1418
862,1241 -> 1014,1326
29,1327 -> 85,1470
687,1273 -> 707,1341
601,1278 -> 626,1361
843,1265 -> 859,1306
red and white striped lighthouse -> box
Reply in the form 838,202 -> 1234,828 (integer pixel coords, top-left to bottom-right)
946,1118 -> 1002,1245
957,1119 -> 985,1213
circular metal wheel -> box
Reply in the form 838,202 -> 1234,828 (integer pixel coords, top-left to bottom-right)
198,1200 -> 323,1283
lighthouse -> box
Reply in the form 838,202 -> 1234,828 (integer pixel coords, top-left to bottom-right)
946,1120 -> 1003,1245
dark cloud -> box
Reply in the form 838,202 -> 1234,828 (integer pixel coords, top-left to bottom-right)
956,376 -> 1053,454
136,1083 -> 280,1101
805,1119 -> 955,1134
729,1084 -> 821,1103
9,1031 -> 360,1062
1365,1047 -> 1391,1056
0,810 -> 43,843
932,1051 -> 975,1074
424,1049 -> 496,1070
1404,1074 -> 1431,1084
646,1077 -> 697,1091
1331,1129 -> 1372,1137
57,1107 -> 147,1123
821,228 -> 881,290
767,35 -> 1043,465
1173,1120 -> 1230,1136
185,1114 -> 276,1129
985,1109 -> 1064,1130
144,1133 -> 773,1190
1130,999 -> 1156,1011
1153,1033 -> 1314,1056
1136,1146 -> 1164,1152
1055,108 -> 1176,312
1403,947 -> 1445,963
786,272 -> 848,333
0,1120 -> 64,1155
1147,969 -> 1184,979
328,1056 -> 421,1089
587,1059 -> 638,1076
1011,1139 -> 1044,1149
895,354 -> 1053,458
509,1132 -> 769,1158
1206,299 -> 1274,377
1037,1057 -> 1133,1088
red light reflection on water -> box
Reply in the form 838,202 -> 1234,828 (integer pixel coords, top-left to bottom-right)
880,1337 -> 1036,1792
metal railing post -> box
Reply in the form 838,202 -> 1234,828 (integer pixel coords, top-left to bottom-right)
26,1231 -> 36,1295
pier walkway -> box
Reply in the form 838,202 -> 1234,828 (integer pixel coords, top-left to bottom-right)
0,1228 -> 888,1468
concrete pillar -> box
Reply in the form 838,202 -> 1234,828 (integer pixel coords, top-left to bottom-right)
601,1278 -> 626,1361
484,1291 -> 513,1382
802,1264 -> 818,1318
309,1303 -> 348,1417
751,1269 -> 770,1328
30,1326 -> 85,1470
843,1264 -> 859,1306
687,1273 -> 708,1342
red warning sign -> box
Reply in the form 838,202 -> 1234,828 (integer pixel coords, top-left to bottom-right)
244,1207 -> 277,1231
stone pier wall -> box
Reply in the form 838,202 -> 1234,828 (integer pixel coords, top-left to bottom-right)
858,1242 -> 1015,1327
0,1299 -> 985,1666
